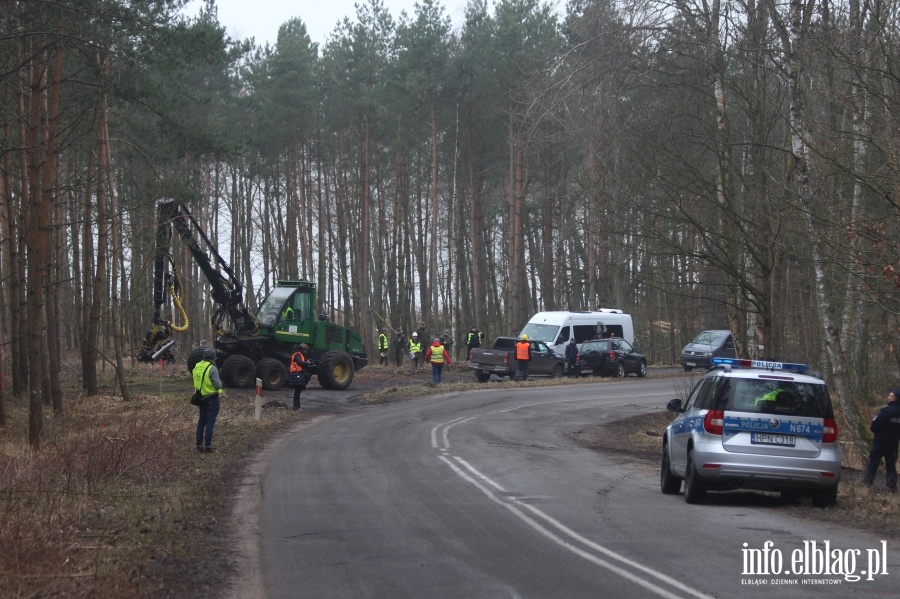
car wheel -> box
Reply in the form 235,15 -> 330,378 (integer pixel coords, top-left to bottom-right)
683,365 -> 693,372
474,370 -> 491,383
637,360 -> 648,378
615,361 -> 625,378
811,484 -> 838,508
660,444 -> 682,494
683,450 -> 708,504
551,363 -> 564,378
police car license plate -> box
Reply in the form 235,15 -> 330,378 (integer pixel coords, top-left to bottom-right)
751,433 -> 796,447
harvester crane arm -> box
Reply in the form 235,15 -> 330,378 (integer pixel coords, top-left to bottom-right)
137,200 -> 257,363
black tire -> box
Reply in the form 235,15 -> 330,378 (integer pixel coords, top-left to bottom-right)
637,360 -> 648,378
257,358 -> 287,391
186,347 -> 207,374
317,351 -> 355,390
683,364 -> 693,372
220,354 -> 256,388
550,363 -> 564,378
683,450 -> 708,504
811,484 -> 838,508
660,445 -> 682,494
614,361 -> 626,378
474,370 -> 491,383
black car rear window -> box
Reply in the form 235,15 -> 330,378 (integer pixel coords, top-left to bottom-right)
719,378 -> 833,418
580,340 -> 611,352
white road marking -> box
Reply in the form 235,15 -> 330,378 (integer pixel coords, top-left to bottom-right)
433,395 -> 715,599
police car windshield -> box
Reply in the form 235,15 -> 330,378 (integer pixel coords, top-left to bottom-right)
519,323 -> 558,343
723,379 -> 832,418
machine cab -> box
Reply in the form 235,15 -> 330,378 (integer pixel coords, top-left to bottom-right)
257,280 -> 316,331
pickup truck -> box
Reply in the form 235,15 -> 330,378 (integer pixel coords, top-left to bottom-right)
575,338 -> 648,378
468,337 -> 565,382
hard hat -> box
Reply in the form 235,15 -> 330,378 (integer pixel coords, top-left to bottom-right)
520,334 -> 528,340
412,332 -> 418,337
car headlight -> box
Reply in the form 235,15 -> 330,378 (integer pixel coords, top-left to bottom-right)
701,352 -> 712,357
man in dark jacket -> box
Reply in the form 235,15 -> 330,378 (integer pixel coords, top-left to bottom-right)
564,338 -> 579,378
865,387 -> 900,492
393,328 -> 407,367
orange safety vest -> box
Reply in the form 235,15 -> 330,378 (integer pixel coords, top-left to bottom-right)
516,341 -> 531,361
430,344 -> 445,364
290,351 -> 306,373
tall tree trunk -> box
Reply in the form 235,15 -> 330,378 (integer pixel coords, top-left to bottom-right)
44,34 -> 64,414
772,0 -> 865,454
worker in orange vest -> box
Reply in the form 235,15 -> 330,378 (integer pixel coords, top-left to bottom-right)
289,343 -> 311,410
514,334 -> 532,381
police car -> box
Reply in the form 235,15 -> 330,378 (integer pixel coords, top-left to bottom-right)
660,358 -> 841,507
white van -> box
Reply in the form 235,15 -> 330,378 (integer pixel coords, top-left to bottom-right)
519,310 -> 634,356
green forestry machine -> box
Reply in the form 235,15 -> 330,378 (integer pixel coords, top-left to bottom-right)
137,200 -> 367,390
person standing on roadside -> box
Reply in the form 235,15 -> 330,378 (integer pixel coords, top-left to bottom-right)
865,387 -> 900,492
416,321 -> 428,347
192,347 -> 223,453
377,328 -> 390,366
565,338 -> 579,377
393,328 -> 407,367
441,329 -> 454,365
514,334 -> 532,381
425,337 -> 452,383
408,332 -> 423,373
466,325 -> 481,360
288,343 -> 312,411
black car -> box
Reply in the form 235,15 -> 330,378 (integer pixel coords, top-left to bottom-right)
575,338 -> 648,378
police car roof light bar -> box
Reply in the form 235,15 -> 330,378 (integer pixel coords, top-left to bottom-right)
710,357 -> 809,373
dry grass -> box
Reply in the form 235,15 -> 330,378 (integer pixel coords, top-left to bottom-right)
0,366 -> 300,599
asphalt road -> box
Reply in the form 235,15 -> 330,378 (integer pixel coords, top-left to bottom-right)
258,379 -> 898,598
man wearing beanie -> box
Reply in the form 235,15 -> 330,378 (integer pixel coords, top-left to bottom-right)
864,387 -> 900,492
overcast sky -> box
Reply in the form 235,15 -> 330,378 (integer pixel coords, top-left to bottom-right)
181,0 -> 470,48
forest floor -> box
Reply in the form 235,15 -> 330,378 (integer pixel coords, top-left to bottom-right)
0,362 -> 896,598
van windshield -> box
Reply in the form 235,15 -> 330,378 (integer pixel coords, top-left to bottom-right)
519,323 -> 559,343
691,330 -> 730,345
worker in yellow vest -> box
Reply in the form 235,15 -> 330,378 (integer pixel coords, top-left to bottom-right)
408,332 -> 423,373
425,337 -> 453,384
377,329 -> 389,365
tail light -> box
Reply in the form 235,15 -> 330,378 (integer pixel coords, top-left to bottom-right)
703,409 -> 725,435
822,418 -> 838,444
504,353 -> 509,364
609,351 -> 617,360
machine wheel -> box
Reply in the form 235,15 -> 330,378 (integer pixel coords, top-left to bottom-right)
186,347 -> 207,374
660,444 -> 682,494
683,450 -> 708,504
811,484 -> 838,508
474,370 -> 491,383
637,360 -> 648,378
614,361 -> 626,378
257,358 -> 287,391
318,351 -> 355,390
221,354 -> 256,388
550,363 -> 564,378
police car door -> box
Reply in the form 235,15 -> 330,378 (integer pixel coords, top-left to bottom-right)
670,377 -> 719,473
